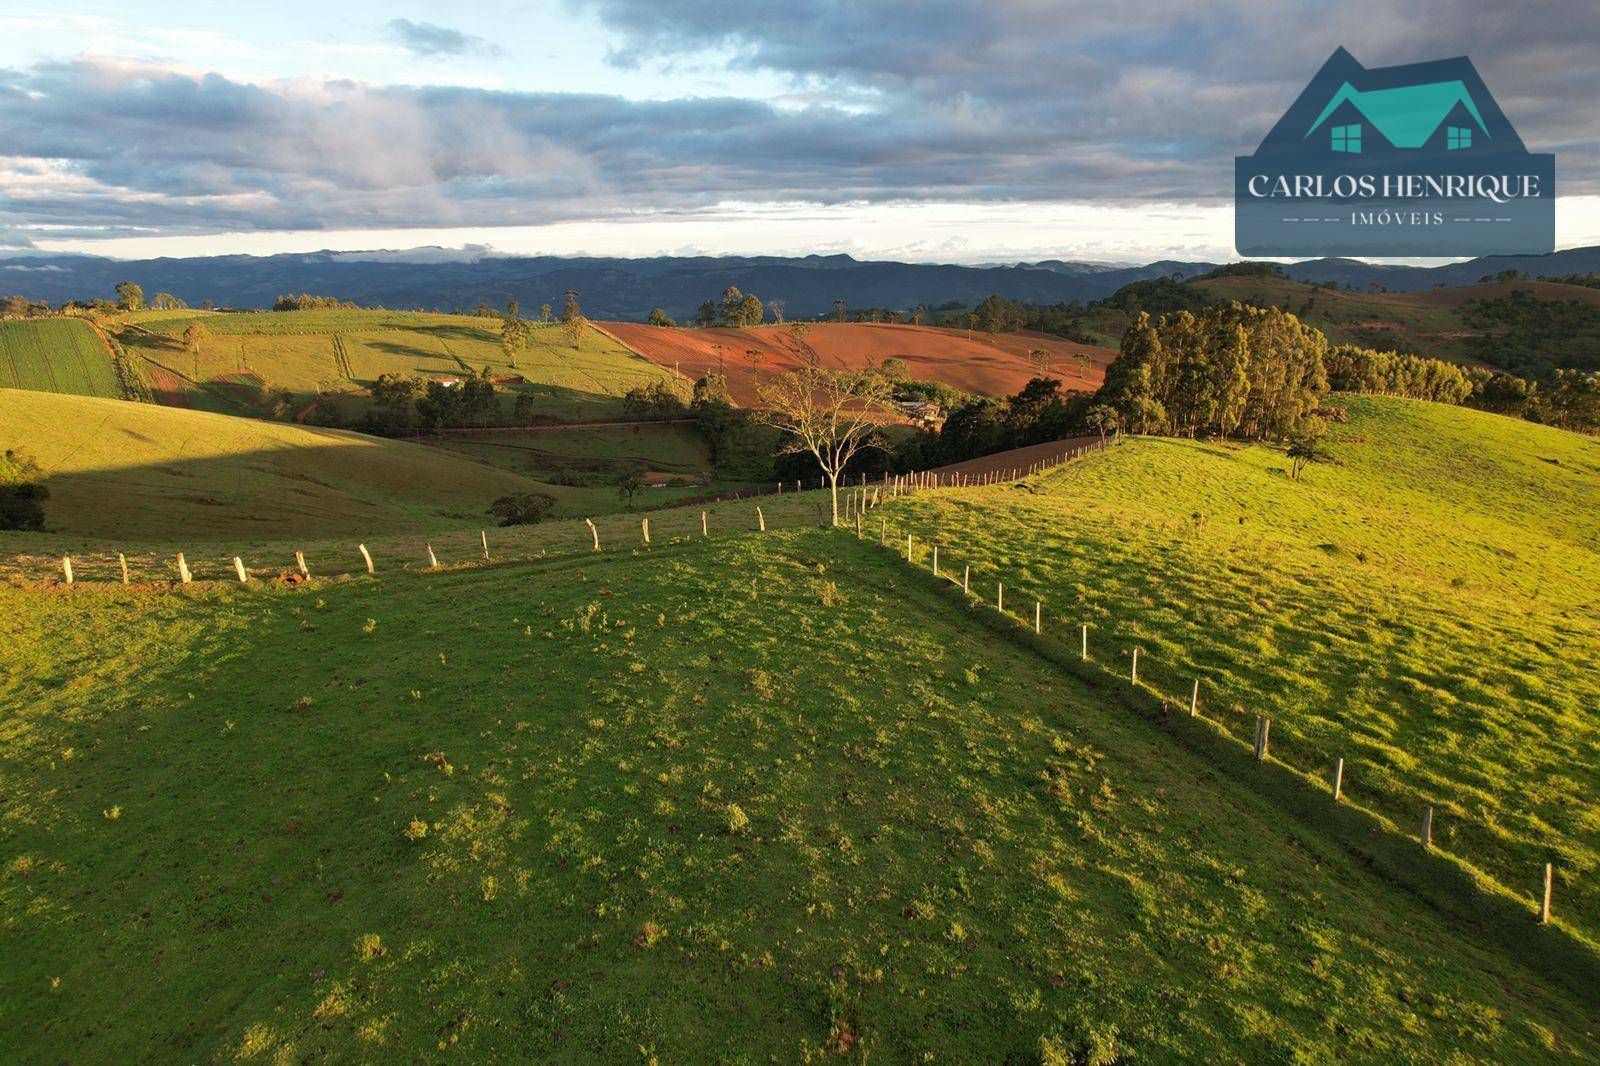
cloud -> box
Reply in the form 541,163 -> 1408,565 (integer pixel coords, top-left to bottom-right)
0,1 -> 1594,244
384,19 -> 503,59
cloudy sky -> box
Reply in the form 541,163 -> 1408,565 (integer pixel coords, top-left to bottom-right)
1,0 -> 1596,263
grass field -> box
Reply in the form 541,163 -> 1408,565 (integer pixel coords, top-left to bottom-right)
0,388 -> 586,542
878,395 -> 1600,946
3,527 -> 1597,1060
0,318 -> 122,398
114,310 -> 681,423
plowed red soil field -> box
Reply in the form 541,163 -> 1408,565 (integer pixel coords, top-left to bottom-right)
599,322 -> 1114,404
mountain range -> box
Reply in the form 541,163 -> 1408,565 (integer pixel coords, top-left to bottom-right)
3,246 -> 1598,320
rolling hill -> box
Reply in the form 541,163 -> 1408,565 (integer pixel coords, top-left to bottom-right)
2,525 -> 1596,1059
879,395 -> 1600,947
111,308 -> 681,424
602,322 -> 1112,406
0,388 -> 577,542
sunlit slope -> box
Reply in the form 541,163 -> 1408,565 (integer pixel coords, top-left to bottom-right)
880,395 -> 1600,942
0,318 -> 122,398
1,530 -> 1594,1059
0,389 -> 572,541
114,309 -> 680,421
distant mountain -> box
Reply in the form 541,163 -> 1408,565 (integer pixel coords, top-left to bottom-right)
2,246 -> 1597,320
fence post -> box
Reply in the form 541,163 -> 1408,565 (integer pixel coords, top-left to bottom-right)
642,518 -> 650,545
1130,646 -> 1139,684
855,512 -> 862,538
1189,678 -> 1200,716
177,553 -> 192,584
1081,624 -> 1088,660
962,564 -> 969,595
931,545 -> 938,576
233,557 -> 248,583
1253,717 -> 1270,760
295,550 -> 309,579
1332,757 -> 1344,802
879,519 -> 886,544
358,544 -> 375,574
996,582 -> 1004,612
426,543 -> 439,568
61,556 -> 73,585
119,552 -> 130,584
481,530 -> 490,560
702,510 -> 709,537
757,506 -> 766,532
1541,863 -> 1553,925
586,518 -> 600,550
1034,600 -> 1041,634
1421,806 -> 1433,849
906,533 -> 913,561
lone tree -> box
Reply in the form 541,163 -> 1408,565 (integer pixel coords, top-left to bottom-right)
182,322 -> 210,375
755,366 -> 892,526
1287,421 -> 1327,480
1085,403 -> 1119,443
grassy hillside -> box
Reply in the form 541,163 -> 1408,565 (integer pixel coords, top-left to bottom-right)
0,318 -> 124,398
0,388 -> 581,541
112,309 -> 681,422
880,396 -> 1600,943
2,529 -> 1595,1059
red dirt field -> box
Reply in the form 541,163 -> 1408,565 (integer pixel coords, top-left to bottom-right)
599,322 -> 1114,405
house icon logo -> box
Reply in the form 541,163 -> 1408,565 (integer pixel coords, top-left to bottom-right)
1235,48 -> 1554,256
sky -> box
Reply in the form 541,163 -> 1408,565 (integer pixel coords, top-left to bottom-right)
1,0 -> 1596,264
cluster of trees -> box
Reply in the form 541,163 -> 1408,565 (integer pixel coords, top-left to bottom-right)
363,369 -> 503,434
1462,289 -> 1600,376
1096,304 -> 1330,439
694,287 -> 768,328
273,294 -> 355,311
1323,345 -> 1474,404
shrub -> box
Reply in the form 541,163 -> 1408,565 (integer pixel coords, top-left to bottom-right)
490,492 -> 557,526
0,448 -> 49,531
725,803 -> 750,835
